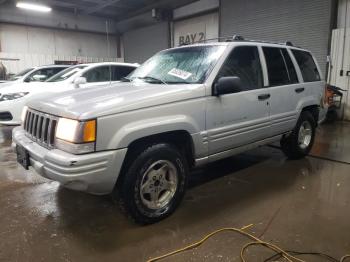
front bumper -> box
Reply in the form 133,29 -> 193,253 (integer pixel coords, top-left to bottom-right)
0,99 -> 24,125
12,127 -> 127,195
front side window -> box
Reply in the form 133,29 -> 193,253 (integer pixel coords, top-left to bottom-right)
83,66 -> 111,83
216,46 -> 263,91
128,45 -> 226,84
291,50 -> 321,82
263,47 -> 290,87
47,65 -> 87,82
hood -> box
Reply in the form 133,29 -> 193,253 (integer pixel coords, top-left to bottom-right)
27,81 -> 205,120
0,81 -> 70,95
0,81 -> 17,89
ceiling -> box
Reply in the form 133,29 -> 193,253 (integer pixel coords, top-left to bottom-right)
0,0 -> 197,21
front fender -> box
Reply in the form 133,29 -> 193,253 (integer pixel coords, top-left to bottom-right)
107,115 -> 200,149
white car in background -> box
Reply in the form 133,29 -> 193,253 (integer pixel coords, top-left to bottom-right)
0,65 -> 70,86
0,62 -> 138,125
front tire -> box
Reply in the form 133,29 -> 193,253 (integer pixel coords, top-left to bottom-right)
281,111 -> 316,159
114,143 -> 188,225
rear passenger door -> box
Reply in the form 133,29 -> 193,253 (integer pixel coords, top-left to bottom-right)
206,45 -> 271,155
291,49 -> 323,118
262,47 -> 302,135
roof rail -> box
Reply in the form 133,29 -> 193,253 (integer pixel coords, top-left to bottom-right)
178,35 -> 295,47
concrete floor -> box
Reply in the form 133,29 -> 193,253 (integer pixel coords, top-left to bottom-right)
0,122 -> 349,262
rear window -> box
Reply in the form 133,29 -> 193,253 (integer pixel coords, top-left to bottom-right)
291,50 -> 321,82
281,49 -> 298,84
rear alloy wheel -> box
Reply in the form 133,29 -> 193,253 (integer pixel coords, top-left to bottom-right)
281,111 -> 316,159
115,143 -> 187,224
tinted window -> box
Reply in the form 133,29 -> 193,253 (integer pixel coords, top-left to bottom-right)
111,66 -> 136,81
46,65 -> 87,82
281,49 -> 298,84
292,50 -> 321,82
217,46 -> 263,90
263,47 -> 290,86
83,66 -> 111,82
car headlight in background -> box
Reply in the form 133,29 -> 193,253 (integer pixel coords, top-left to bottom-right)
55,118 -> 96,154
0,92 -> 29,101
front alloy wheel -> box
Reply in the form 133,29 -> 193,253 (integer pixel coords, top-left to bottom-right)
140,160 -> 178,210
115,143 -> 187,224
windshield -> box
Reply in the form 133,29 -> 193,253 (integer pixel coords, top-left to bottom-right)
46,65 -> 87,82
128,45 -> 226,84
9,68 -> 34,81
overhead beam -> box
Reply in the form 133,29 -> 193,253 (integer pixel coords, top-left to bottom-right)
0,5 -> 118,34
81,0 -> 121,15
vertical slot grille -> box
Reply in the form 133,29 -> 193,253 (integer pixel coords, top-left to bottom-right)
23,109 -> 58,149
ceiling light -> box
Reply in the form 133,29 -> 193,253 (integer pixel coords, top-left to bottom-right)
16,2 -> 52,12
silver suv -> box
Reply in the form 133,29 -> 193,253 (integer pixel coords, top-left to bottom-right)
13,38 -> 325,224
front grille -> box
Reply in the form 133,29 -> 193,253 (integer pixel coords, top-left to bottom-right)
24,109 -> 58,149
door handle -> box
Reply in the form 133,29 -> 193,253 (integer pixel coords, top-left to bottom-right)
258,94 -> 270,100
295,87 -> 305,93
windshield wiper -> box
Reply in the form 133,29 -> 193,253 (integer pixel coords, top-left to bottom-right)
137,76 -> 168,85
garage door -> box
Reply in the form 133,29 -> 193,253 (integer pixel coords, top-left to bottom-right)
173,12 -> 219,47
220,0 -> 333,75
123,22 -> 169,63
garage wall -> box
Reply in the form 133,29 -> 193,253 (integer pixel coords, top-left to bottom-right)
220,0 -> 333,75
0,23 -> 121,74
122,22 -> 169,63
338,0 -> 350,28
0,23 -> 118,57
173,12 -> 219,46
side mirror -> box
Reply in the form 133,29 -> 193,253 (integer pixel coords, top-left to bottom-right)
32,74 -> 47,81
213,76 -> 242,96
73,77 -> 87,88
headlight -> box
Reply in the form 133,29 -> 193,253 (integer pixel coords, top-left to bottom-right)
55,118 -> 96,154
0,92 -> 29,101
21,106 -> 28,123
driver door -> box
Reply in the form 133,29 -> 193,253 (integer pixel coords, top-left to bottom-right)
206,45 -> 271,155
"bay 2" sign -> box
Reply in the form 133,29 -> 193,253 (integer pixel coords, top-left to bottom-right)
179,32 -> 205,45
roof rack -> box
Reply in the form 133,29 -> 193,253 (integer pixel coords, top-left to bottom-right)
178,35 -> 294,47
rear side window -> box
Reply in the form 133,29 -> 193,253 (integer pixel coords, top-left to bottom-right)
291,50 -> 321,82
111,66 -> 136,81
281,49 -> 298,84
263,47 -> 290,86
216,46 -> 263,91
83,66 -> 110,82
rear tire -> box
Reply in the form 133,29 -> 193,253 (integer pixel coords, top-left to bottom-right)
114,143 -> 188,225
281,111 -> 316,159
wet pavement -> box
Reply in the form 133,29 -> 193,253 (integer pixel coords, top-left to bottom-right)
0,122 -> 350,262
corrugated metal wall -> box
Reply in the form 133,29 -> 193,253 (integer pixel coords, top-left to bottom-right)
123,22 -> 169,63
338,0 -> 350,28
220,0 -> 333,75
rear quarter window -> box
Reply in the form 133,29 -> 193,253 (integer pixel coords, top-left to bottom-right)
291,50 -> 321,82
